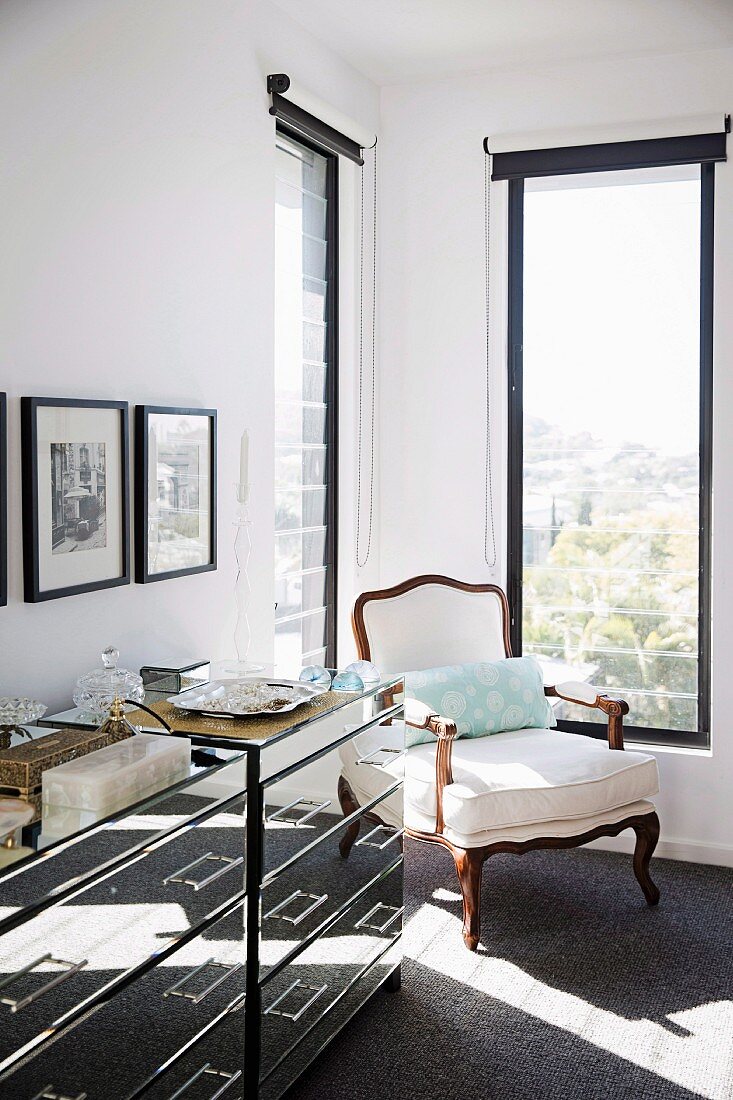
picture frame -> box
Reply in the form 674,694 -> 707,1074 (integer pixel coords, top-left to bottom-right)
21,397 -> 130,602
0,394 -> 7,607
134,405 -> 217,584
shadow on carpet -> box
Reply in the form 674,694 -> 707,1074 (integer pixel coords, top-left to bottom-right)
289,841 -> 733,1100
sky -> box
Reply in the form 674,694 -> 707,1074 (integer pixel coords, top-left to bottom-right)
523,167 -> 701,456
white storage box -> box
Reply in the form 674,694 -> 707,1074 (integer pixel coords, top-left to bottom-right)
42,733 -> 191,813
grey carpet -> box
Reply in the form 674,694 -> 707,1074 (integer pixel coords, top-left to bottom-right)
1,806 -> 731,1100
290,840 -> 733,1100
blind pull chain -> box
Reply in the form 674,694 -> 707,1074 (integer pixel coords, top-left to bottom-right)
484,151 -> 497,569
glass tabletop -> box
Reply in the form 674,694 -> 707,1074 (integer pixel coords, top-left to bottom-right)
0,672 -> 404,888
37,673 -> 404,748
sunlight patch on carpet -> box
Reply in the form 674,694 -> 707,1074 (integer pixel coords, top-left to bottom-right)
403,901 -> 733,1100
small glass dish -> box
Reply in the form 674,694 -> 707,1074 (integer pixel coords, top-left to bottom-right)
0,698 -> 47,749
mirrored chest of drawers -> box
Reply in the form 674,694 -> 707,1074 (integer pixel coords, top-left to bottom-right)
0,677 -> 404,1100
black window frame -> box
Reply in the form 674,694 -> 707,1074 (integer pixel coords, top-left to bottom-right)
506,159 -> 715,750
275,123 -> 339,668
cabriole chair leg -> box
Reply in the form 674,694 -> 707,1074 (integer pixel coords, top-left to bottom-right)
454,847 -> 484,951
632,811 -> 661,906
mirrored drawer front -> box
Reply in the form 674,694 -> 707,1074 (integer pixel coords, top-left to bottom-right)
0,757 -> 246,920
264,737 -> 403,879
0,799 -> 246,1066
0,914 -> 248,1100
260,807 -> 404,976
259,947 -> 398,1100
135,1058 -> 245,1100
260,860 -> 403,1080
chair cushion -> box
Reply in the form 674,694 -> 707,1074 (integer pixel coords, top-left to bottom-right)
405,799 -> 658,849
404,657 -> 555,746
340,722 -> 658,837
407,727 -> 658,833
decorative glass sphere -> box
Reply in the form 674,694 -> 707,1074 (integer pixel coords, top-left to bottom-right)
332,670 -> 365,692
345,660 -> 380,684
299,665 -> 332,688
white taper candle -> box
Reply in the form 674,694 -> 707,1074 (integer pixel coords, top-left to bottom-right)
239,428 -> 250,489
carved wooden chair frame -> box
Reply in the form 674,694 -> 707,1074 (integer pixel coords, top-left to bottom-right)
339,574 -> 660,951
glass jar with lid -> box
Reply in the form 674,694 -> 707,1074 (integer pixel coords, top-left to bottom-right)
73,646 -> 145,719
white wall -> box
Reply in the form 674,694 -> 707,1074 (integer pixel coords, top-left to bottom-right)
378,47 -> 733,865
0,0 -> 378,706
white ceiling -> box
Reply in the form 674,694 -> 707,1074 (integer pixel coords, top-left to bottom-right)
271,0 -> 733,85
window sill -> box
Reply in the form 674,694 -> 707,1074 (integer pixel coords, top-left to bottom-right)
625,738 -> 712,759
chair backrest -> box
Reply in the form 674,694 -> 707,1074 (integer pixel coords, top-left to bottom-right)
352,575 -> 512,675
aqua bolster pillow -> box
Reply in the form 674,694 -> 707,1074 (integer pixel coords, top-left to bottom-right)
404,657 -> 555,747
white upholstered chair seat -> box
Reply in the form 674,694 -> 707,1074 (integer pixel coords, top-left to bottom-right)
340,722 -> 659,845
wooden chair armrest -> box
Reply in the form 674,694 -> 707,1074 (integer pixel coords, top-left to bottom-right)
545,681 -> 628,750
405,699 -> 457,833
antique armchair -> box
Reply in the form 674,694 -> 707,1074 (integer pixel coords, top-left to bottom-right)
338,575 -> 660,951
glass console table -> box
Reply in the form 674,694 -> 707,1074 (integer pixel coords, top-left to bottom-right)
0,677 -> 404,1100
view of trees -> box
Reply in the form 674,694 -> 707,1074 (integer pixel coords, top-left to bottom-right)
522,416 -> 699,732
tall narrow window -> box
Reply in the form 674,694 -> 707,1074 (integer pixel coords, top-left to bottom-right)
508,163 -> 713,747
274,129 -> 338,671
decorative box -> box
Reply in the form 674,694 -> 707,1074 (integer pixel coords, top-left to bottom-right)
42,732 -> 191,813
140,658 -> 210,694
0,726 -> 131,796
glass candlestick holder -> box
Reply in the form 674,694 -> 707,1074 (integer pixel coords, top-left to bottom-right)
223,483 -> 264,676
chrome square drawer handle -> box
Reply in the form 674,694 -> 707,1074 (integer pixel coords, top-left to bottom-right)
265,979 -> 328,1022
163,852 -> 244,892
354,824 -> 405,850
163,959 -> 243,1006
266,797 -> 331,826
0,954 -> 88,1013
30,1088 -> 88,1100
354,902 -> 404,934
264,890 -> 329,926
356,746 -> 406,767
166,1064 -> 241,1100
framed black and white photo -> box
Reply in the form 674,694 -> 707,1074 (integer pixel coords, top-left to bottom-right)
0,394 -> 7,607
21,397 -> 130,602
135,405 -> 217,583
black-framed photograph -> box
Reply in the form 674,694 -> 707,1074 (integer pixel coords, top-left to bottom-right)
135,405 -> 217,583
0,394 -> 7,607
21,397 -> 130,602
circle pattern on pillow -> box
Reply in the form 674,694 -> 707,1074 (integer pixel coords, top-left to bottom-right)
441,691 -> 467,719
475,663 -> 500,686
502,704 -> 524,727
487,691 -> 504,713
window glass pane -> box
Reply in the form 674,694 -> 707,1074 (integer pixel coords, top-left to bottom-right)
275,488 -> 327,533
275,133 -> 334,673
274,567 -> 328,622
275,609 -> 328,671
521,166 -> 701,734
275,401 -> 327,446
